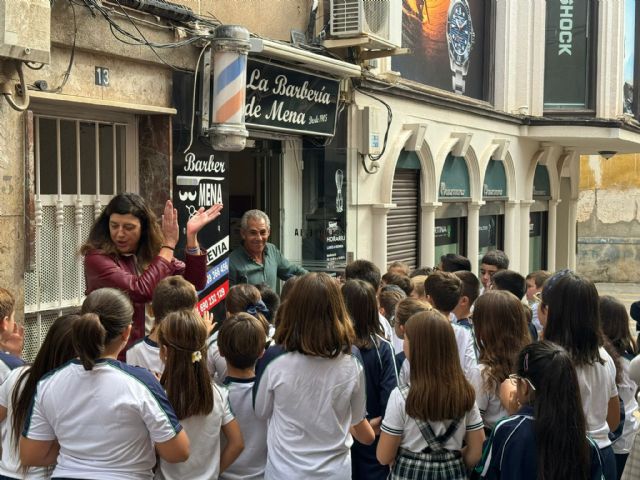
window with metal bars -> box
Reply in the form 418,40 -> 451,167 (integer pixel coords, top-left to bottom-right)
23,112 -> 132,361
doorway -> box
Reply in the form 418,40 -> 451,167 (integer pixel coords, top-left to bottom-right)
228,139 -> 282,251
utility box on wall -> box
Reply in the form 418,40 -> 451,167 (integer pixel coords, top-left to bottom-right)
0,0 -> 50,64
359,105 -> 384,156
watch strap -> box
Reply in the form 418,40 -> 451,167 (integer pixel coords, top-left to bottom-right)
452,66 -> 465,95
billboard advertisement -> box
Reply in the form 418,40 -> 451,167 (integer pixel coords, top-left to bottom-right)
392,0 -> 487,99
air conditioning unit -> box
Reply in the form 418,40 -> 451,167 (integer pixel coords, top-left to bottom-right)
330,0 -> 401,50
0,0 -> 50,64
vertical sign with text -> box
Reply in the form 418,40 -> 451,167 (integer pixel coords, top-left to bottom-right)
172,140 -> 230,317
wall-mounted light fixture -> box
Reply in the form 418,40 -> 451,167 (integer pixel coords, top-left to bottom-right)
598,150 -> 617,160
208,25 -> 250,151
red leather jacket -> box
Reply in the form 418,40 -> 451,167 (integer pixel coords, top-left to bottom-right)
84,249 -> 206,356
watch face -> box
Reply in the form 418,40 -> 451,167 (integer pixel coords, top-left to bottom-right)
447,2 -> 474,65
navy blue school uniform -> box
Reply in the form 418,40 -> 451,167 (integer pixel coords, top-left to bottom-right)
476,405 -> 604,479
351,336 -> 398,480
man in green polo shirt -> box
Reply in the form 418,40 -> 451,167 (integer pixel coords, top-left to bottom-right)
228,209 -> 307,290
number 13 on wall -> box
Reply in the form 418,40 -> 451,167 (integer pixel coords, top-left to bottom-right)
95,67 -> 110,87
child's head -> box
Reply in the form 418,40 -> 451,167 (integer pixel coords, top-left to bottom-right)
491,270 -> 526,299
387,261 -> 410,277
394,297 -> 432,339
423,271 -> 462,314
453,270 -> 480,317
513,340 -> 591,479
345,259 -> 381,291
409,275 -> 427,299
78,288 -> 133,370
158,309 -> 212,419
378,285 -> 407,321
0,287 -> 16,335
151,275 -> 198,324
218,312 -> 268,370
255,283 -> 280,323
381,272 -> 413,296
525,270 -> 551,302
439,253 -> 471,272
226,284 -> 269,326
541,270 -> 602,366
473,290 -> 531,390
12,313 -> 79,449
274,272 -> 354,358
404,310 -> 475,422
342,279 -> 383,349
599,295 -> 636,356
479,250 -> 509,289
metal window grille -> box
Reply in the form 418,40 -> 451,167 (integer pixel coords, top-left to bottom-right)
23,115 -> 127,361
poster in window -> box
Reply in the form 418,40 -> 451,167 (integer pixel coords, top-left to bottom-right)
392,0 -> 487,100
544,0 -> 592,109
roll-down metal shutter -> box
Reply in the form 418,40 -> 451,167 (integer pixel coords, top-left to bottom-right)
387,169 -> 420,269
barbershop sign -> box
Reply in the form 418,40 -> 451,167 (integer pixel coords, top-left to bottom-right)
245,59 -> 340,137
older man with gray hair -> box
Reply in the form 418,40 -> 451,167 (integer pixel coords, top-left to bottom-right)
228,209 -> 307,290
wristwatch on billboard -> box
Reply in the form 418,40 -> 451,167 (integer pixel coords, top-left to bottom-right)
446,0 -> 475,95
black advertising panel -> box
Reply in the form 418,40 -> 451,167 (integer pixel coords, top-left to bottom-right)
435,217 -> 459,246
245,59 -> 340,136
544,0 -> 592,108
479,215 -> 497,248
173,71 -> 230,317
392,0 -> 487,100
173,142 -> 230,316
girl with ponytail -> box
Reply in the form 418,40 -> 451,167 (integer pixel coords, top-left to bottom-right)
477,340 -> 604,480
155,309 -> 243,479
20,288 -> 190,478
0,314 -> 78,480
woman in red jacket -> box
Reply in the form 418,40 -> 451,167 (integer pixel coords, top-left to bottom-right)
81,193 -> 222,354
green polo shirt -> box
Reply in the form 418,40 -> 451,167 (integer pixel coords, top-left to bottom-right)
228,242 -> 307,290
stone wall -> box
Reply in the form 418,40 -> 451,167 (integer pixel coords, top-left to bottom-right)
577,154 -> 640,282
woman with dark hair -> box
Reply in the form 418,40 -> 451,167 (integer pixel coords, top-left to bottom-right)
82,193 -> 222,353
600,295 -> 639,478
0,314 -> 78,480
20,288 -> 189,477
477,340 -> 604,479
342,279 -> 397,480
540,270 -> 620,480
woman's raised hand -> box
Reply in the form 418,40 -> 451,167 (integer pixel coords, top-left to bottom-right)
186,203 -> 224,237
161,200 -> 180,248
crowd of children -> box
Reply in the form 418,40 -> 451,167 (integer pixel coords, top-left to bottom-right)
0,248 -> 638,479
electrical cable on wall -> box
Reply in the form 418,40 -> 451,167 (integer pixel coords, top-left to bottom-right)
352,82 -> 393,174
1,61 -> 30,111
183,42 -> 210,154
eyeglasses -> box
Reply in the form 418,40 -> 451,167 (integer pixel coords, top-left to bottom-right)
508,374 -> 536,391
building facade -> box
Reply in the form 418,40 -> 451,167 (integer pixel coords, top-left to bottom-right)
1,0 -> 640,357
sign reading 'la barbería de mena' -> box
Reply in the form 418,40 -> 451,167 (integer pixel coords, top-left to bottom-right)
244,59 -> 340,137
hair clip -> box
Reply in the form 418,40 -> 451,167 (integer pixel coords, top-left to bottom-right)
191,351 -> 202,363
524,352 -> 530,372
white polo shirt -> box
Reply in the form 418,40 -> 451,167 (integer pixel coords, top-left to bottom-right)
254,347 -> 367,480
126,336 -> 163,376
155,383 -> 235,480
381,386 -> 484,452
575,347 -> 619,448
0,366 -> 48,480
220,377 -> 268,480
0,352 -> 25,384
207,332 -> 228,385
24,358 -> 182,480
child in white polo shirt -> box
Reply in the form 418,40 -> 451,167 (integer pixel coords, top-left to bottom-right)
20,288 -> 189,479
126,275 -> 198,376
254,272 -> 375,480
0,314 -> 78,480
155,309 -> 243,480
219,312 -> 270,480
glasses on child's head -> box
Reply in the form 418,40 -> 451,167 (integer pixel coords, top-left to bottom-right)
508,374 -> 536,391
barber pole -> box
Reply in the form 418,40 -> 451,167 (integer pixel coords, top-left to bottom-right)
209,25 -> 250,151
